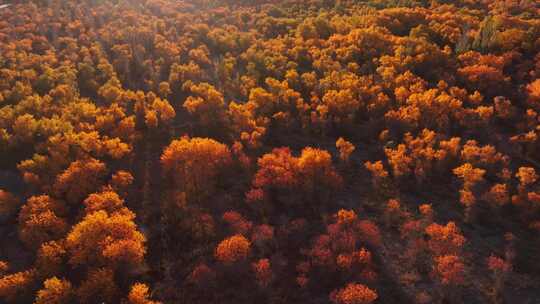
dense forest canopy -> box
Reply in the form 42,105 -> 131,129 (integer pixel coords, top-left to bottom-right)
0,0 -> 540,303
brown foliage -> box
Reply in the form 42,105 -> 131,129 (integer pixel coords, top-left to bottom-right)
76,268 -> 119,304
0,190 -> 21,220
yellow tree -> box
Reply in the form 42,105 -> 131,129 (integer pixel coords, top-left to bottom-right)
251,147 -> 342,212
65,210 -> 145,269
453,163 -> 486,222
336,137 -> 355,163
126,283 -> 161,304
53,158 -> 107,205
0,270 -> 36,303
296,147 -> 343,206
215,234 -> 251,264
83,190 -> 127,216
330,283 -> 378,304
526,79 -> 540,110
34,277 -> 73,304
161,137 -> 231,205
18,195 -> 68,249
109,170 -> 134,197
364,160 -> 390,192
35,241 -> 67,279
321,89 -> 360,129
425,222 -> 466,256
183,83 -> 228,132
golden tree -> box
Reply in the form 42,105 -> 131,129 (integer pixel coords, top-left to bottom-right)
297,147 -> 343,204
526,79 -> 540,110
433,255 -> 465,286
425,222 -> 466,256
364,161 -> 390,191
66,210 -> 145,268
109,170 -> 134,197
215,234 -> 251,264
53,158 -> 107,204
330,283 -> 378,304
453,163 -> 486,222
336,137 -> 355,163
183,83 -> 228,131
161,137 -> 232,205
83,190 -> 127,216
18,195 -> 68,249
251,147 -> 342,210
126,283 -> 161,304
513,167 -> 539,215
516,167 -> 537,188
482,183 -> 509,212
0,270 -> 36,303
34,277 -> 73,304
35,241 -> 67,279
252,147 -> 298,191
321,89 -> 360,128
385,144 -> 413,179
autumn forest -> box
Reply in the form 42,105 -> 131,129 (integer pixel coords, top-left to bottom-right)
0,0 -> 540,303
